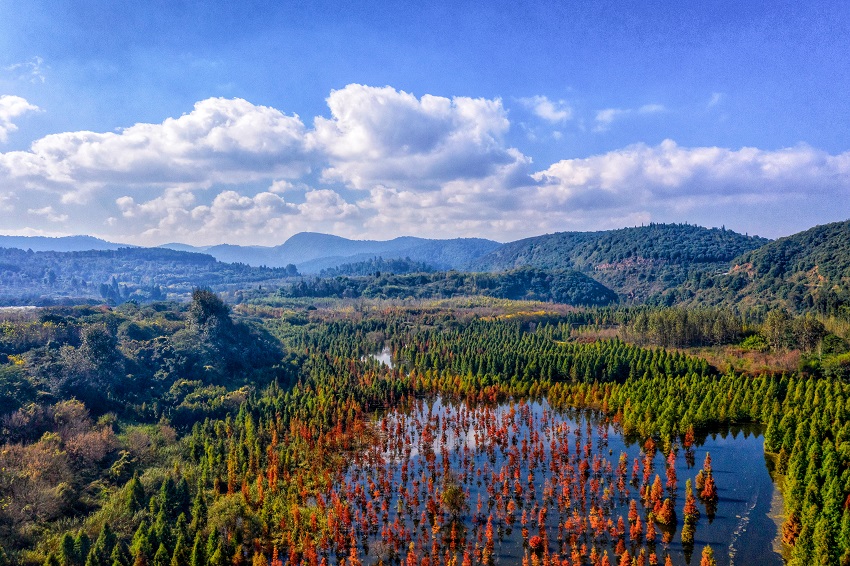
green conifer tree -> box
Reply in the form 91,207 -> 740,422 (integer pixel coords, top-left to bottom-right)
125,474 -> 146,515
130,522 -> 152,565
189,532 -> 205,566
58,534 -> 77,566
110,542 -> 130,566
169,534 -> 188,566
74,534 -> 91,566
151,545 -> 169,566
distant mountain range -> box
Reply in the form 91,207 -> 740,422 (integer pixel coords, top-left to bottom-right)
0,247 -> 296,305
0,235 -> 132,252
160,232 -> 501,271
2,220 -> 850,313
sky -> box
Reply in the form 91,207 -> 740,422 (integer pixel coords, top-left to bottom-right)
0,0 -> 848,246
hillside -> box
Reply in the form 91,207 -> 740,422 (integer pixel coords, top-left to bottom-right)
0,247 -> 298,305
318,256 -> 436,277
659,220 -> 850,313
473,224 -> 770,301
272,267 -> 619,306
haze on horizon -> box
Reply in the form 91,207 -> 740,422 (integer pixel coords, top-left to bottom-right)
0,0 -> 848,247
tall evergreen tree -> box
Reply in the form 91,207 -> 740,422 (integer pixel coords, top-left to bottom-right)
169,534 -> 189,566
109,543 -> 130,566
189,532 -> 205,566
151,545 -> 169,566
74,534 -> 91,566
58,534 -> 77,566
125,474 -> 146,515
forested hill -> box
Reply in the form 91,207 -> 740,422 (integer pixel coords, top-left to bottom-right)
0,247 -> 298,305
659,219 -> 850,313
473,223 -> 770,301
471,231 -> 600,272
318,256 -> 436,277
272,267 -> 618,306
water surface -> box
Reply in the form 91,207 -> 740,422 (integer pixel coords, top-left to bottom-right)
340,397 -> 781,566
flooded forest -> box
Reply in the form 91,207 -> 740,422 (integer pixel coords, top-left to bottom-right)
0,295 -> 847,566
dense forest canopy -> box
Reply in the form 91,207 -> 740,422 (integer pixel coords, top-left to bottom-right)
271,268 -> 618,306
1,218 -> 850,565
317,257 -> 436,278
471,223 -> 771,302
0,291 -> 849,565
658,220 -> 850,313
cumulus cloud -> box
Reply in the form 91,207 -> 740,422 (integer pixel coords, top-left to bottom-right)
116,187 -> 197,220
1,85 -> 849,244
310,84 -> 528,190
0,95 -> 40,143
519,95 -> 572,123
0,97 -> 310,202
594,108 -> 627,132
112,187 -> 362,245
533,139 -> 850,215
299,189 -> 358,221
104,138 -> 850,243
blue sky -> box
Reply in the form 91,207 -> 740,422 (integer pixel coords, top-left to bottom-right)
0,0 -> 848,245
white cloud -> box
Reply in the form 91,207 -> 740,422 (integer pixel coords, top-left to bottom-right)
0,97 -> 310,202
519,95 -> 572,123
4,57 -> 46,84
0,192 -> 15,211
1,85 -> 849,244
298,189 -> 358,221
594,108 -> 628,132
27,205 -> 68,223
0,226 -> 71,237
533,139 -> 850,215
310,84 -> 526,190
116,187 -> 197,220
708,92 -> 724,108
594,104 -> 665,132
268,180 -> 295,193
103,138 -> 850,243
111,187 -> 364,245
0,95 -> 40,143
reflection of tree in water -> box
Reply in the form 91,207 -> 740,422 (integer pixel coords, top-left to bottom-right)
344,399 -> 727,566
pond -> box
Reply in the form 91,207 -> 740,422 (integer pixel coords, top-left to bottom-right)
367,346 -> 394,369
336,397 -> 782,566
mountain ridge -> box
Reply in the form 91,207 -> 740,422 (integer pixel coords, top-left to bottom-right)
156,232 -> 503,270
5,221 -> 850,314
472,223 -> 771,301
0,235 -> 133,252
